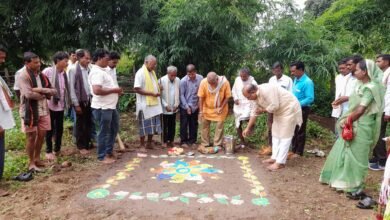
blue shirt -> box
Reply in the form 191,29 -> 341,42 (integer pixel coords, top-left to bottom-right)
292,73 -> 314,107
180,74 -> 203,111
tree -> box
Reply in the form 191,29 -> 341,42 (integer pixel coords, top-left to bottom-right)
305,0 -> 335,17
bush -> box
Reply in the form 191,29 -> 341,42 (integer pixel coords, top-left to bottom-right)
5,110 -> 25,151
118,93 -> 136,112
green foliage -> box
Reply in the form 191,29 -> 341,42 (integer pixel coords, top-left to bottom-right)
305,0 -> 335,17
116,54 -> 136,75
3,151 -> 28,180
118,93 -> 136,112
5,110 -> 25,151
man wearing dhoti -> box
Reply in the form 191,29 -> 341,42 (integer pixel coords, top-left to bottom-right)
242,83 -> 302,171
232,68 -> 257,147
198,72 -> 231,153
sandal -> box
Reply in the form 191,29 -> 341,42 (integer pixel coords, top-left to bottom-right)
346,189 -> 367,200
356,196 -> 377,209
13,171 -> 33,182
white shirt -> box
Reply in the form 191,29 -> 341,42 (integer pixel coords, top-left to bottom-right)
159,75 -> 180,115
332,73 -> 356,118
14,66 -> 25,90
268,75 -> 293,92
134,67 -> 163,119
105,67 -> 118,87
0,76 -> 15,129
89,65 -> 119,110
382,67 -> 390,116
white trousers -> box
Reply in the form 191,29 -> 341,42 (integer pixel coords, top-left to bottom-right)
271,137 -> 292,164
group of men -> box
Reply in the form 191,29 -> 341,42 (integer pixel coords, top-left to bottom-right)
134,55 -> 315,170
0,47 -> 124,187
331,54 -> 390,171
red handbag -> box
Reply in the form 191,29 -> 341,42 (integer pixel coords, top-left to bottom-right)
342,116 -> 354,141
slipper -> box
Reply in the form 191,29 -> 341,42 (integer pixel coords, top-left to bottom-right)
346,189 -> 367,200
12,171 -> 33,182
356,196 -> 377,209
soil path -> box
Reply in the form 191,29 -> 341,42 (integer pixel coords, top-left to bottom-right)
0,145 -> 382,220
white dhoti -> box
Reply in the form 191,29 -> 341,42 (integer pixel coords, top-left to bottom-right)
232,76 -> 257,128
271,137 -> 292,164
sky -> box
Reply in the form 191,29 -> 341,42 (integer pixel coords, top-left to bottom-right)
294,0 -> 307,9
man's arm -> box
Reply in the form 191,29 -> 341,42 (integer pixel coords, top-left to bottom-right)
179,79 -> 189,109
92,85 -> 122,96
300,80 -> 314,107
18,73 -> 45,100
67,67 -> 80,106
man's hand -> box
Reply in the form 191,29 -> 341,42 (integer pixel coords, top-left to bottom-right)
333,96 -> 348,106
242,128 -> 252,138
385,115 -> 390,122
75,106 -> 82,115
255,108 -> 266,115
115,88 -> 123,95
187,107 -> 192,115
216,107 -> 222,114
153,92 -> 160,97
166,106 -> 172,112
234,100 -> 239,105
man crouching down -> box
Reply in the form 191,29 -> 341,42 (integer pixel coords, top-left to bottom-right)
242,84 -> 302,171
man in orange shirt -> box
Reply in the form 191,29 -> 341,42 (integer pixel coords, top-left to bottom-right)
198,72 -> 231,153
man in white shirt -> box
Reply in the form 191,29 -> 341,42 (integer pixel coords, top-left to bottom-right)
159,66 -> 180,148
232,67 -> 257,147
331,58 -> 356,129
106,51 -> 120,87
0,45 -> 15,196
370,54 -> 390,171
89,49 -> 122,164
134,55 -> 163,152
261,62 -> 293,155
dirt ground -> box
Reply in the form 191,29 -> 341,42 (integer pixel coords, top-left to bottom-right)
0,142 -> 383,220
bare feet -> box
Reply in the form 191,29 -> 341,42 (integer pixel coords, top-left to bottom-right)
181,143 -> 189,148
100,157 -> 116,164
262,158 -> 276,164
79,149 -> 90,155
0,189 -> 9,197
28,164 -> 43,172
290,153 -> 301,159
138,146 -> 147,153
45,153 -> 56,161
267,163 -> 285,171
162,143 -> 168,149
35,160 -> 46,167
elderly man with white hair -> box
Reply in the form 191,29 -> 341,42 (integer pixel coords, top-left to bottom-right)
242,83 -> 302,171
232,67 -> 257,147
197,72 -> 231,154
134,55 -> 163,152
159,66 -> 180,148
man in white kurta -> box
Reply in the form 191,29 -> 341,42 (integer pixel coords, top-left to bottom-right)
232,68 -> 257,147
134,55 -> 163,152
159,66 -> 180,148
331,59 -> 356,127
0,46 -> 15,196
243,83 -> 302,171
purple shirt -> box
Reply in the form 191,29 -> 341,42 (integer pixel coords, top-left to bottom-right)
42,67 -> 66,111
180,74 -> 203,111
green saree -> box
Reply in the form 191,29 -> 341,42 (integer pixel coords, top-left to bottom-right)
320,60 -> 384,192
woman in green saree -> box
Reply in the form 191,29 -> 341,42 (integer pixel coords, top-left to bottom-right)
320,59 -> 384,195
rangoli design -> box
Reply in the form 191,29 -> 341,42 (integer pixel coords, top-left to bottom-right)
150,159 -> 223,184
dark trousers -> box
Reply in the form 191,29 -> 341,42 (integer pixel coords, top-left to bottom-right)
180,108 -> 199,144
163,113 -> 176,143
0,131 -> 4,179
267,113 -> 273,146
46,110 -> 64,153
75,102 -> 92,150
372,113 -> 388,166
292,106 -> 310,155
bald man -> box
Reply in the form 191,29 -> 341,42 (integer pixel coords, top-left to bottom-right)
197,72 -> 231,153
242,83 -> 302,171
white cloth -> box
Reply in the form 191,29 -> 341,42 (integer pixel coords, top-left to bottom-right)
105,67 -> 119,87
13,66 -> 25,91
331,73 -> 356,118
271,137 -> 292,164
0,76 -> 15,129
232,76 -> 257,127
134,66 -> 163,119
268,75 -> 293,92
89,65 -> 119,110
382,67 -> 390,116
159,75 -> 180,115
